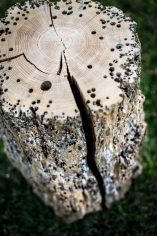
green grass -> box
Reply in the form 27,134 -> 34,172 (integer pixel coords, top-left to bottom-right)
0,0 -> 157,235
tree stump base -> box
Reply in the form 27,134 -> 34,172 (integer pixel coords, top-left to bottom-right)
0,0 -> 146,223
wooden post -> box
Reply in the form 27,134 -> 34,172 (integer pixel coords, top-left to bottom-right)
0,0 -> 146,223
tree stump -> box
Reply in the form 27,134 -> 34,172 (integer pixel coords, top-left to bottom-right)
0,0 -> 146,223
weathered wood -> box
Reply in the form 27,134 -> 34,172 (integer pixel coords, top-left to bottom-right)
0,0 -> 146,223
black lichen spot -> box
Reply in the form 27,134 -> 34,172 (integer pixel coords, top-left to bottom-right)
78,145 -> 82,150
114,78 -> 120,82
117,24 -> 121,28
9,48 -> 13,51
91,31 -> 96,34
119,94 -> 123,97
87,65 -> 92,69
0,65 -> 4,70
62,11 -> 67,15
1,38 -> 5,42
110,22 -> 116,25
90,93 -> 96,98
100,19 -> 106,24
102,26 -> 106,29
99,36 -> 104,40
54,6 -> 60,10
41,81 -> 52,91
109,67 -> 115,72
29,88 -> 33,93
113,59 -> 118,63
116,72 -> 121,77
104,75 -> 107,78
53,16 -> 57,19
13,22 -> 17,25
16,79 -> 20,82
67,11 -> 73,15
79,14 -> 83,17
116,44 -> 123,49
96,99 -> 101,106
110,48 -> 114,51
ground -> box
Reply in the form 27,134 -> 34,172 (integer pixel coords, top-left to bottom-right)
0,0 -> 157,235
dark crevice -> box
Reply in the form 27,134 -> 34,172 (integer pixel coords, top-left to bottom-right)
49,5 -> 67,49
57,52 -> 63,75
49,3 -> 106,210
63,52 -> 106,210
49,6 -> 61,40
0,53 -> 23,63
70,199 -> 77,213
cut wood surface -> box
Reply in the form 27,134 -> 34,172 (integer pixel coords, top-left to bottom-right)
0,0 -> 146,223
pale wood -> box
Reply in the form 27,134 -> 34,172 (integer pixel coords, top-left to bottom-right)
0,0 -> 146,223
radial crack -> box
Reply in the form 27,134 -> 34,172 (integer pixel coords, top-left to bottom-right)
0,54 -> 23,63
49,5 -> 66,49
23,54 -> 48,74
63,52 -> 106,210
57,52 -> 63,75
0,53 -> 48,74
84,14 -> 98,26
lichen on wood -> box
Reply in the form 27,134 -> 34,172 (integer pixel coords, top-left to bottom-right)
0,0 -> 146,223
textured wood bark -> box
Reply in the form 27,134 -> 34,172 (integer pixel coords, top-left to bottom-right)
0,0 -> 146,223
